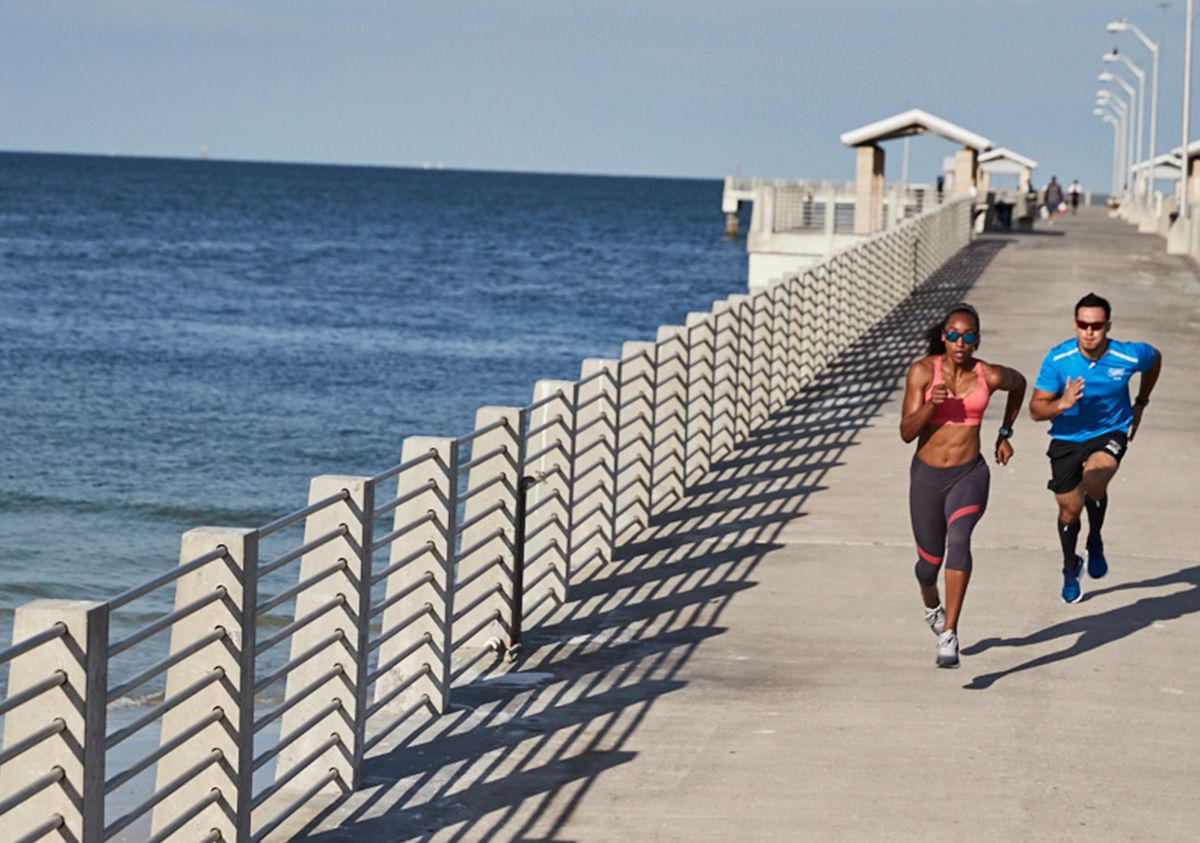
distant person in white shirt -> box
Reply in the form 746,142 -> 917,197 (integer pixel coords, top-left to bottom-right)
1068,179 -> 1083,214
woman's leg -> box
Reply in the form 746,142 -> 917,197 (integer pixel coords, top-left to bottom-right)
909,460 -> 948,611
942,459 -> 991,631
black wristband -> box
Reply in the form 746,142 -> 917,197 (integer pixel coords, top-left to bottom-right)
1134,396 -> 1149,407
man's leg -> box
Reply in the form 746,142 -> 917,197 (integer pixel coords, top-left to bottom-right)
1082,451 -> 1119,577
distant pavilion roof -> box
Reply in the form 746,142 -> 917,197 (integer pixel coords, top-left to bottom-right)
1133,154 -> 1182,180
839,108 -> 994,152
1168,139 -> 1200,158
978,148 -> 1038,174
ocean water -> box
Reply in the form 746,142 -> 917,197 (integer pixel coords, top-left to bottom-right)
0,152 -> 746,671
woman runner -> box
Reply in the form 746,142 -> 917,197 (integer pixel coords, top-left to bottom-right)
900,304 -> 1026,667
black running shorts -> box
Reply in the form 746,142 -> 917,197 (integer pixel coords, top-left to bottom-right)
1046,431 -> 1128,493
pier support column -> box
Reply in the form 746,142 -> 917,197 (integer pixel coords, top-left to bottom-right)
725,210 -> 740,238
955,146 -> 978,196
853,143 -> 885,234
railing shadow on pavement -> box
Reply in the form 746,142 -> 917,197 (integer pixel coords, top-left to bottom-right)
295,238 -> 1010,842
961,565 -> 1200,691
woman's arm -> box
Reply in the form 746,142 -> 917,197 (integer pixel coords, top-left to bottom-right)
900,360 -> 943,443
986,363 -> 1026,465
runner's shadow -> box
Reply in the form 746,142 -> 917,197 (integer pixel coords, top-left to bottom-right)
961,565 -> 1200,690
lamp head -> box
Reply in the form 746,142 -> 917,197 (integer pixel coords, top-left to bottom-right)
1092,108 -> 1105,116
1102,50 -> 1119,63
1106,21 -> 1128,33
1098,72 -> 1113,81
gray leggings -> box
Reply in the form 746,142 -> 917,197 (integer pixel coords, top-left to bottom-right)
909,454 -> 990,586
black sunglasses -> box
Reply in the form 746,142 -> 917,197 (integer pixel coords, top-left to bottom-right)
944,329 -> 977,344
1075,319 -> 1108,331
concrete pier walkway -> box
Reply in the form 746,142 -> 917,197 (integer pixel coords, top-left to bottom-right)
303,208 -> 1200,842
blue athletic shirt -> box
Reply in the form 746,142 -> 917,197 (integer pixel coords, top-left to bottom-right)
1034,338 -> 1158,441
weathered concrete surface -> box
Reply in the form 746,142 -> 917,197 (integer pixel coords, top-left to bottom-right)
300,208 -> 1200,843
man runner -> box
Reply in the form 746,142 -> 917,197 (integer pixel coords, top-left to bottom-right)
1029,292 -> 1162,603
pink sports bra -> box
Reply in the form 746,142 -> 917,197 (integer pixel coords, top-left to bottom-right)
924,356 -> 991,426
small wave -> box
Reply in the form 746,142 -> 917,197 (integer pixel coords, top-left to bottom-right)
0,490 -> 280,528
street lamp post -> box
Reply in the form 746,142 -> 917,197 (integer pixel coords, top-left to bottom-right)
1182,0 -> 1194,218
1107,20 -> 1160,207
1099,73 -> 1138,197
1097,90 -> 1131,189
1097,99 -> 1127,195
1103,50 -> 1146,201
1094,108 -> 1121,195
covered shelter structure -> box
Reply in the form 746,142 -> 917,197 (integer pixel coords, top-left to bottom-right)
978,148 -> 1038,193
840,108 -> 993,234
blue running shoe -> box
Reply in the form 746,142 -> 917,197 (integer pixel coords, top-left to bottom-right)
1087,538 -> 1108,579
1062,555 -> 1084,604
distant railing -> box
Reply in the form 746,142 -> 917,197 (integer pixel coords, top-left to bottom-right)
0,196 -> 973,842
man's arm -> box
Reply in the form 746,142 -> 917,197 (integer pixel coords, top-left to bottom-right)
1029,377 -> 1083,421
1130,348 -> 1163,441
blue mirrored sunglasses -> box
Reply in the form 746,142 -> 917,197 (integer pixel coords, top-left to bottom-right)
944,330 -> 977,344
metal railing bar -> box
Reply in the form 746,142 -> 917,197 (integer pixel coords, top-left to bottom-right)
453,555 -> 506,595
523,440 -> 565,467
573,436 -> 615,461
255,595 -> 346,656
367,605 -> 434,656
0,671 -> 67,719
364,663 -> 431,719
455,501 -> 510,535
368,448 -> 440,486
524,389 -> 566,414
143,787 -> 223,843
453,418 -> 509,446
456,445 -> 511,476
522,540 -> 563,570
525,489 -> 562,518
108,628 -> 226,703
256,560 -> 347,617
103,749 -> 223,839
252,699 -> 342,773
0,623 -> 67,667
523,514 -> 562,546
454,529 -> 507,568
362,694 -> 432,755
457,473 -> 515,506
449,633 -> 501,681
372,479 -> 438,519
253,664 -> 344,734
253,630 -> 344,694
0,719 -> 65,768
367,572 -> 434,621
574,391 -> 613,413
452,586 -> 506,624
250,734 -> 340,811
0,767 -> 64,818
525,414 -> 567,440
13,814 -> 64,843
369,542 -> 440,587
258,525 -> 348,579
105,668 -> 225,750
109,587 -> 227,658
259,489 -> 350,538
370,511 -> 442,553
109,547 -> 227,610
523,588 -> 561,620
105,707 -> 224,794
250,767 -> 340,843
365,633 -> 432,687
569,410 -> 608,436
523,566 -> 560,594
576,367 -> 615,389
250,696 -> 340,778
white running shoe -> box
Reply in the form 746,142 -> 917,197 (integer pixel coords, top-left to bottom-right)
936,629 -> 959,669
924,604 -> 946,636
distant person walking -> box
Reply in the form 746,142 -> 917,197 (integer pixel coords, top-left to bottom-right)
1044,176 -> 1065,222
1028,292 -> 1162,604
1068,179 -> 1083,214
900,304 -> 1027,668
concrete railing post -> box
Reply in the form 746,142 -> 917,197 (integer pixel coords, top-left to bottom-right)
277,476 -> 371,796
615,342 -> 656,544
1,599 -> 107,843
683,313 -> 716,487
746,290 -> 774,428
523,380 -> 576,624
457,407 -> 522,653
375,436 -> 457,717
709,299 -> 739,465
151,527 -> 256,841
726,295 -> 753,445
650,326 -> 688,515
766,277 -> 792,413
571,359 -> 618,580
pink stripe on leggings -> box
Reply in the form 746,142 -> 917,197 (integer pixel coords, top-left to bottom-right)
947,504 -> 981,526
916,545 -> 943,565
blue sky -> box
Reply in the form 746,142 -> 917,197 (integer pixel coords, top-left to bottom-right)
2,1 -> 1192,190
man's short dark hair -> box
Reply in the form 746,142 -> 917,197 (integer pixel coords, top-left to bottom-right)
1075,292 -> 1111,320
